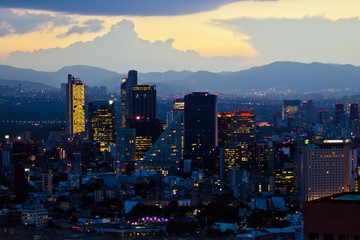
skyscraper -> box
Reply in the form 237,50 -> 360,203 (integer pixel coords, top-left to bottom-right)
232,111 -> 256,147
120,70 -> 138,128
88,100 -> 116,152
334,103 -> 344,126
128,119 -> 163,161
143,112 -> 184,169
349,102 -> 359,122
118,128 -> 136,166
184,92 -> 217,172
66,74 -> 85,136
218,111 -> 256,147
217,112 -> 233,146
301,140 -> 355,201
302,100 -> 316,124
131,85 -> 156,120
349,102 -> 359,134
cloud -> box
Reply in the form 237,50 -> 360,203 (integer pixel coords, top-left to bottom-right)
5,20 -> 248,72
0,8 -> 72,37
0,0 -> 274,16
216,17 -> 360,65
57,19 -> 105,38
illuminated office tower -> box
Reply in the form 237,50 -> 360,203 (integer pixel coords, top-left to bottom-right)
232,111 -> 256,147
219,146 -> 242,179
88,100 -> 116,152
128,119 -> 163,161
273,142 -> 296,196
334,103 -> 344,125
302,140 -> 356,201
66,74 -> 85,136
143,112 -> 184,169
282,100 -> 301,120
131,85 -> 156,120
218,112 -> 233,146
120,70 -> 138,128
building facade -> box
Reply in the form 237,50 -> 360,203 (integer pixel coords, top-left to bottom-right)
66,74 -> 85,136
88,100 -> 116,152
120,70 -> 138,128
131,85 -> 156,121
302,140 -> 354,201
184,92 -> 218,173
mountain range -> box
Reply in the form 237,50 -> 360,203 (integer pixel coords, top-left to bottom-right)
0,61 -> 360,96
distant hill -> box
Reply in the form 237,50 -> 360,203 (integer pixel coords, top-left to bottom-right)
0,78 -> 58,91
1,61 -> 360,96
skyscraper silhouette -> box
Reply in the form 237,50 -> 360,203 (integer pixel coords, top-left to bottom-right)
120,70 -> 138,128
184,92 -> 217,172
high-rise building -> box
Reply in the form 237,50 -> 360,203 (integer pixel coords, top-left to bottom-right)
88,100 -> 116,152
120,70 -> 138,128
349,102 -> 359,122
120,70 -> 161,163
66,74 -> 85,136
217,112 -> 233,146
218,111 -> 256,147
143,112 -> 184,169
349,102 -> 359,134
302,100 -> 316,124
131,85 -> 156,120
232,111 -> 256,148
128,119 -> 163,161
334,103 -> 344,126
301,140 -> 355,202
219,146 -> 242,179
118,128 -> 136,162
184,92 -> 217,172
184,92 -> 218,156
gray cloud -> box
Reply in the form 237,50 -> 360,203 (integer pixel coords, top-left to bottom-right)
216,17 -> 360,65
5,20 -> 248,72
57,19 -> 105,38
0,0 -> 274,16
0,8 -> 72,37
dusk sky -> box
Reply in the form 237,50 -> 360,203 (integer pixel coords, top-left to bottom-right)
0,0 -> 360,72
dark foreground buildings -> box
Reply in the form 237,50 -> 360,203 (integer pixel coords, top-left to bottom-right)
304,192 -> 360,240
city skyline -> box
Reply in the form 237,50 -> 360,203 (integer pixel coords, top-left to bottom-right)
1,1 -> 360,238
0,0 -> 360,72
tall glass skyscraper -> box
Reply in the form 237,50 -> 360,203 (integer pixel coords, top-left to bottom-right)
88,100 -> 116,152
120,70 -> 138,128
184,92 -> 217,173
131,85 -> 156,120
66,74 -> 85,137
